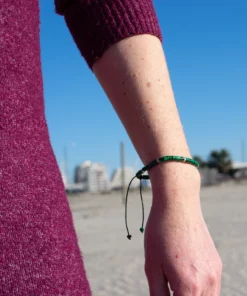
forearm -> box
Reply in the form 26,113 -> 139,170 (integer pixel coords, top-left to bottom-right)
93,35 -> 201,204
56,0 -> 201,204
94,35 -> 188,162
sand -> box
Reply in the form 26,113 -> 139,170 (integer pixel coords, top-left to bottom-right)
68,182 -> 247,296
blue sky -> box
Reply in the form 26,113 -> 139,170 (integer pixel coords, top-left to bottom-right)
40,0 -> 247,180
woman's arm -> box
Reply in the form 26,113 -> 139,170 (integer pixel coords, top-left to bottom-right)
55,0 -> 199,202
56,1 -> 222,295
93,34 -> 200,206
93,34 -> 222,296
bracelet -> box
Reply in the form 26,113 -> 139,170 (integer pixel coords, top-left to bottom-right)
136,156 -> 199,179
125,156 -> 199,240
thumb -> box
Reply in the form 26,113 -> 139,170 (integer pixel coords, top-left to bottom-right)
146,266 -> 170,296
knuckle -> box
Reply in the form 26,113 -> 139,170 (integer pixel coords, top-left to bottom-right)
208,271 -> 218,286
190,280 -> 200,293
184,277 -> 200,294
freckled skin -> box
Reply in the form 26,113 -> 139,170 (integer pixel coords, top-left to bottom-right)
94,35 -> 222,296
147,82 -> 151,88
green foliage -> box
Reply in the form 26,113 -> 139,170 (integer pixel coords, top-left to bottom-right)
207,149 -> 232,173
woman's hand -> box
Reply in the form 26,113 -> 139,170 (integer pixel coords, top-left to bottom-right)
144,197 -> 222,296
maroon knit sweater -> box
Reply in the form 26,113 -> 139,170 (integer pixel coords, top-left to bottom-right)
0,0 -> 161,295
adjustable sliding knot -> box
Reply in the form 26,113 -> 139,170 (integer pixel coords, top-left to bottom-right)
125,156 -> 199,240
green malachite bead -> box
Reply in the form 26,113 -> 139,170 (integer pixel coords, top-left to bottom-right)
140,227 -> 144,233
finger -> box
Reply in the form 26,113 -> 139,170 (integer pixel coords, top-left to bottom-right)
145,265 -> 170,296
148,278 -> 170,296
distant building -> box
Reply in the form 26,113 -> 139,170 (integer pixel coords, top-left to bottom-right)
143,179 -> 152,189
230,162 -> 247,179
111,167 -> 140,190
74,161 -> 111,193
199,168 -> 219,186
60,163 -> 68,187
61,172 -> 68,187
59,164 -> 84,193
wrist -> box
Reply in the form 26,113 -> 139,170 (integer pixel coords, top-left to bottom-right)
149,161 -> 201,207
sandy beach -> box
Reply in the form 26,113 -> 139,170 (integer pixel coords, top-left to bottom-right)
68,182 -> 247,296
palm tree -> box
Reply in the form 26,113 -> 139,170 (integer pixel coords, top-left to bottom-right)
208,149 -> 232,173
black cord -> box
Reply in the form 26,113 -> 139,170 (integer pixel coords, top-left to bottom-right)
125,176 -> 146,240
139,179 -> 145,233
125,155 -> 199,240
125,176 -> 136,240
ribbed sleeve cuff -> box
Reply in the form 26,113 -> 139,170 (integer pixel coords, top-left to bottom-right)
55,0 -> 162,69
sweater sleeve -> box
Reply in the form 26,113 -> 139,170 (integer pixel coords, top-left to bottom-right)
55,0 -> 162,69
